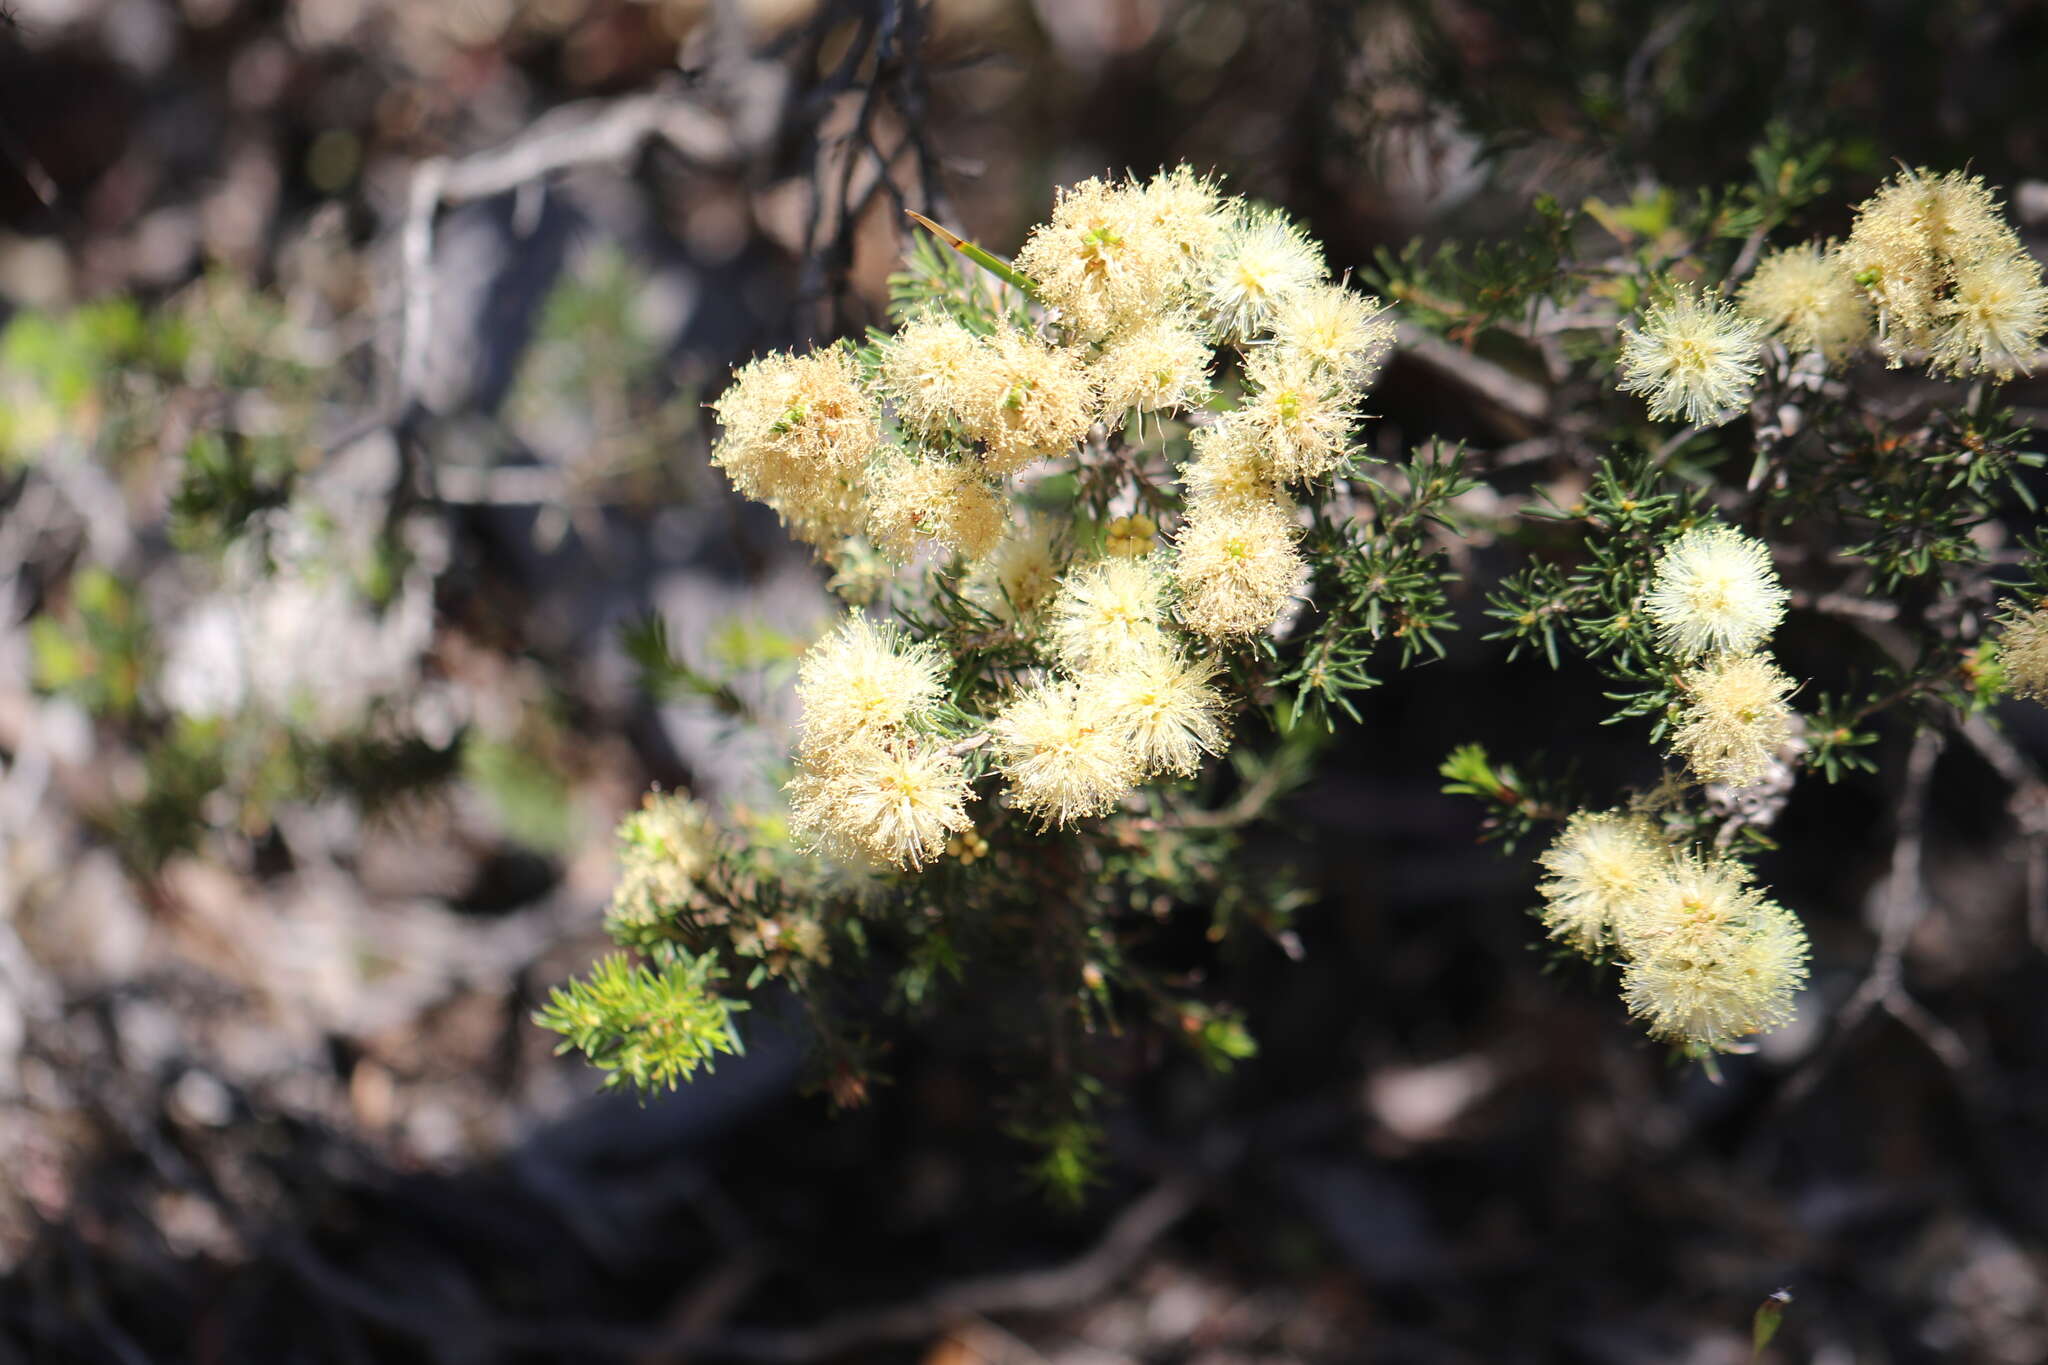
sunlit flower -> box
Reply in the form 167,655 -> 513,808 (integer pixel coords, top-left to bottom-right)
1206,204 -> 1326,340
1238,347 -> 1359,483
1182,417 -> 1285,512
867,458 -> 1007,562
1092,648 -> 1230,778
710,344 -> 879,544
1094,316 -> 1214,418
1643,524 -> 1788,661
1737,243 -> 1872,365
1929,249 -> 2048,380
795,614 -> 948,758
881,312 -> 985,431
1994,602 -> 2048,702
1134,164 -> 1230,274
1269,283 -> 1396,387
1844,166 -> 2027,366
969,516 -> 1067,621
991,679 -> 1138,826
608,792 -> 720,928
1616,854 -> 1810,1052
1669,652 -> 1798,788
1535,811 -> 1669,955
1014,175 -> 1184,340
962,327 -> 1095,476
1171,499 -> 1303,640
789,739 -> 971,870
1047,555 -> 1169,670
1618,285 -> 1765,427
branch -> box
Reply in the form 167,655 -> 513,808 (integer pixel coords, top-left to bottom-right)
1394,323 -> 1551,428
395,79 -> 748,417
1777,728 -> 1962,1110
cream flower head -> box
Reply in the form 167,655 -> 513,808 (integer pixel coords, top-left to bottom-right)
1737,243 -> 1873,365
1092,648 -> 1230,778
867,458 -> 1006,563
1047,556 -> 1170,670
1238,347 -> 1359,483
1269,283 -> 1396,387
789,739 -> 972,871
1669,652 -> 1798,788
1995,603 -> 2048,702
710,345 -> 879,545
1929,249 -> 2048,380
1535,811 -> 1670,955
1207,205 -> 1326,341
1643,524 -> 1788,661
1093,316 -> 1214,419
962,328 -> 1095,477
991,679 -> 1138,827
1617,285 -> 1765,427
1013,175 -> 1186,341
1616,854 -> 1810,1052
969,517 -> 1067,622
880,312 -> 985,432
1172,500 -> 1304,641
795,615 -> 949,758
608,792 -> 720,928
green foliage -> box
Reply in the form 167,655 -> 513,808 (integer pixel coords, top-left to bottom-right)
30,567 -> 152,719
535,952 -> 747,1092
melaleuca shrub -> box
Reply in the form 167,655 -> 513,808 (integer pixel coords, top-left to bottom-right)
544,154 -> 2048,1185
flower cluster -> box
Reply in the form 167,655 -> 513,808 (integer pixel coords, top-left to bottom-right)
1842,167 -> 2048,378
994,555 -> 1229,826
1643,523 -> 1799,788
700,166 -> 1394,862
1537,815 -> 1810,1053
786,615 -> 972,870
1619,167 -> 2048,427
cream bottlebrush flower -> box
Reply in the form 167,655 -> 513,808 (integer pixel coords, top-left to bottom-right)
1134,165 -> 1230,287
1995,603 -> 2048,702
711,345 -> 879,544
788,740 -> 971,870
608,792 -> 720,927
880,312 -> 985,431
1183,417 -> 1284,512
795,614 -> 949,758
991,679 -> 1138,826
1206,204 -> 1327,340
1617,285 -> 1766,427
1616,854 -> 1810,1052
1269,283 -> 1397,386
1238,346 -> 1360,483
1930,249 -> 2048,380
1643,524 -> 1788,661
1094,315 -> 1215,418
1844,166 -> 2025,362
1535,811 -> 1670,955
1013,175 -> 1182,340
962,327 -> 1095,477
968,517 -> 1067,621
1669,652 -> 1798,788
1093,648 -> 1229,778
1172,499 -> 1304,640
866,458 -> 1007,562
1737,243 -> 1873,364
1047,555 -> 1170,669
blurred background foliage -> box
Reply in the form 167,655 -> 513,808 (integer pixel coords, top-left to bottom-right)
1,1 -> 2047,1362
